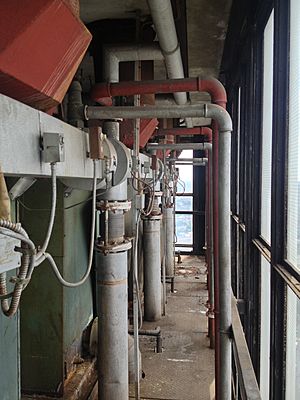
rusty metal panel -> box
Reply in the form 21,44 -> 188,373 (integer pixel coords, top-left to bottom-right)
0,0 -> 91,111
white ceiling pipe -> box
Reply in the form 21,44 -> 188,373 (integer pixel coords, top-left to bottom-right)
103,43 -> 164,82
147,0 -> 193,127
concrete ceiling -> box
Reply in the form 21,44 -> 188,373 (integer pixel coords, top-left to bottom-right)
80,0 -> 149,23
187,0 -> 232,79
80,0 -> 232,103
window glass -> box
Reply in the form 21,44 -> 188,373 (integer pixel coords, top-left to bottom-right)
287,0 -> 300,270
175,196 -> 193,212
260,256 -> 271,400
286,288 -> 300,399
177,150 -> 193,192
175,214 -> 193,245
260,10 -> 274,243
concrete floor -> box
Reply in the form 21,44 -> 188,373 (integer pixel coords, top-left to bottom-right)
129,255 -> 215,400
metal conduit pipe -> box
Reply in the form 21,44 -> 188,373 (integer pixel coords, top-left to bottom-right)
85,102 -> 232,400
95,120 -> 131,400
143,216 -> 162,321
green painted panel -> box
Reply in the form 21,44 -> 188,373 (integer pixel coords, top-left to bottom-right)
0,289 -> 20,400
63,190 -> 93,361
20,181 -> 93,395
20,180 -> 64,395
0,190 -> 20,400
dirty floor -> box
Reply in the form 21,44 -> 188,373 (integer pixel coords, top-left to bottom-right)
129,255 -> 215,400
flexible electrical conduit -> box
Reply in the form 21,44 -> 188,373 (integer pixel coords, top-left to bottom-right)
38,159 -> 98,287
34,163 -> 57,269
0,225 -> 36,316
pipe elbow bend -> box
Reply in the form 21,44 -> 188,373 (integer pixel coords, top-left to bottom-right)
198,77 -> 227,107
205,104 -> 233,133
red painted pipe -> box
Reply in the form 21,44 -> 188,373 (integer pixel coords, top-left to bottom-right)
90,77 -> 227,107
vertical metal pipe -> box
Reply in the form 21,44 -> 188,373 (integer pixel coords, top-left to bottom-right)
96,120 -> 130,400
143,217 -> 162,321
208,152 -> 215,349
164,206 -> 175,277
218,130 -> 231,400
212,121 -> 220,400
96,251 -> 128,400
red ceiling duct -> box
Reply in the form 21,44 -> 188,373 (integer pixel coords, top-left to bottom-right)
0,0 -> 91,111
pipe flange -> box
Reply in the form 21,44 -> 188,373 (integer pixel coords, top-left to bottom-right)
154,191 -> 163,197
96,239 -> 132,254
96,200 -> 131,212
142,214 -> 162,221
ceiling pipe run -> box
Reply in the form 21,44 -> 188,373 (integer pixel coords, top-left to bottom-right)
91,77 -> 226,107
85,104 -> 231,130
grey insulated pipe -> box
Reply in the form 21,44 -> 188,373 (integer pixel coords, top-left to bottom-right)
86,102 -> 232,399
147,0 -> 192,127
164,207 -> 174,278
143,216 -> 162,321
96,120 -> 130,400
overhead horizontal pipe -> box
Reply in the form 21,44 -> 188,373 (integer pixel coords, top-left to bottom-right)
169,158 -> 208,163
91,77 -> 227,108
84,104 -> 231,132
147,142 -> 212,151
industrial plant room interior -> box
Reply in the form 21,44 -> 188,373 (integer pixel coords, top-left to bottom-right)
1,0 -> 300,399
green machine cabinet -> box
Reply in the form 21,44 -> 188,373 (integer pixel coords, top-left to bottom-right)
20,180 -> 93,396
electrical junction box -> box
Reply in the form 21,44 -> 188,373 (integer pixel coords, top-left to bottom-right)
42,132 -> 65,163
0,235 -> 21,273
